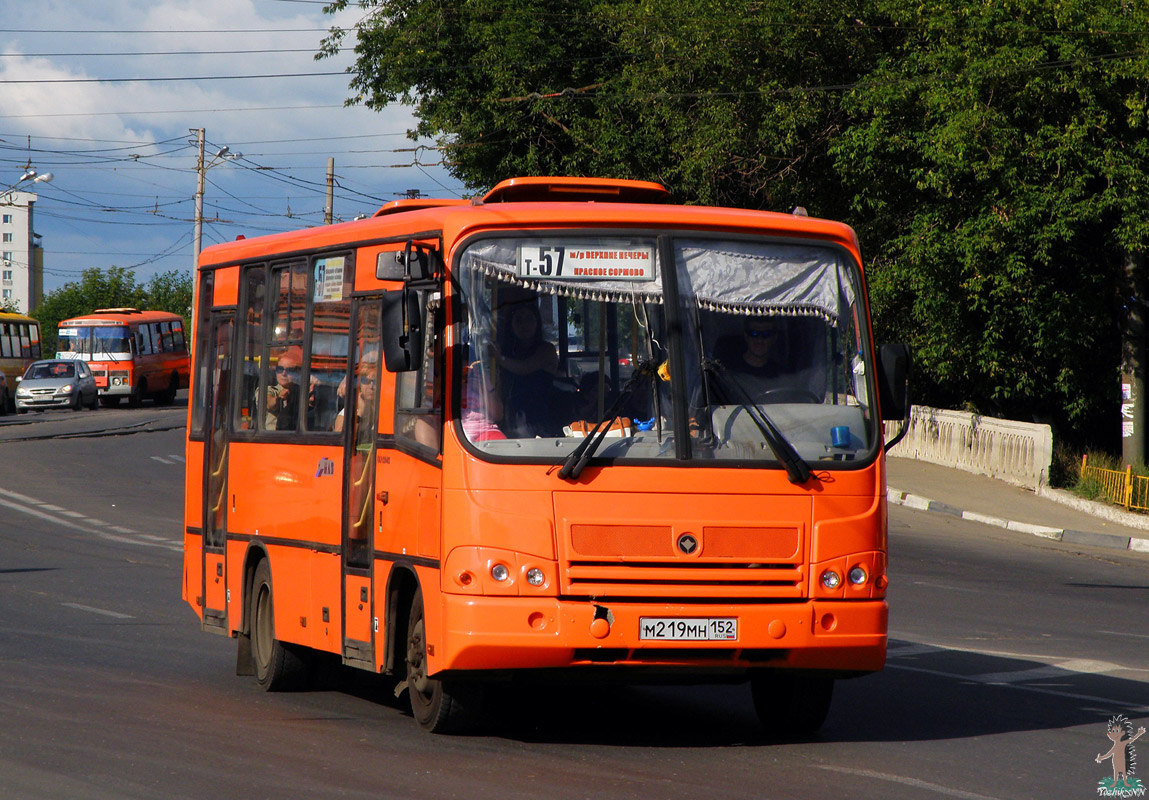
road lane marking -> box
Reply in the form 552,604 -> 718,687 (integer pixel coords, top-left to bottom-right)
61,603 -> 133,619
971,658 -> 1122,684
150,456 -> 174,464
0,488 -> 179,553
815,765 -> 1004,800
886,661 -> 1149,712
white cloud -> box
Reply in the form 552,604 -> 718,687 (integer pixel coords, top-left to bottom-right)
0,0 -> 461,294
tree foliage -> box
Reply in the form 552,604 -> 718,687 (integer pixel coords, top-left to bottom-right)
322,0 -> 1149,443
31,267 -> 193,356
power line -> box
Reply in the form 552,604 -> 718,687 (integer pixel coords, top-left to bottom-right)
0,71 -> 347,84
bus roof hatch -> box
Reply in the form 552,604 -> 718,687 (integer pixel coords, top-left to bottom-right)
481,176 -> 670,204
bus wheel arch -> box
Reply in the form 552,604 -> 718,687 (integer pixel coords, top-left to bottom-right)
401,583 -> 485,733
246,550 -> 310,691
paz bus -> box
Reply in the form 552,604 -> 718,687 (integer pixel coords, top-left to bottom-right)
57,308 -> 189,406
182,177 -> 911,734
0,310 -> 42,412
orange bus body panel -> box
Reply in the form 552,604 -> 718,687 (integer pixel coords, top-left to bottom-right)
186,182 -> 891,706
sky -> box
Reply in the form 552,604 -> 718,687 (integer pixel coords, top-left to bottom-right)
0,0 -> 462,296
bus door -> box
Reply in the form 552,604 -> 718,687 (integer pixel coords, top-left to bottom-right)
201,312 -> 234,633
341,297 -> 383,669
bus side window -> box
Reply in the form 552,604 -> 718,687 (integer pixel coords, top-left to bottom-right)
306,254 -> 352,432
396,299 -> 441,453
172,320 -> 187,354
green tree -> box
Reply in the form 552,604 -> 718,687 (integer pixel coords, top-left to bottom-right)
322,0 -> 1149,444
143,269 -> 194,321
31,267 -> 145,356
833,0 -> 1149,439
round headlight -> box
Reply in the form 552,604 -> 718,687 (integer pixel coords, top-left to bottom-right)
820,570 -> 841,590
526,568 -> 545,586
490,563 -> 509,582
848,566 -> 868,586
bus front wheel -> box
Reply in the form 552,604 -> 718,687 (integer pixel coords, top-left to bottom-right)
750,671 -> 833,737
404,588 -> 484,733
250,559 -> 310,691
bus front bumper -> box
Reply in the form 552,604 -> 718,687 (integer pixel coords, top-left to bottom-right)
435,595 -> 887,676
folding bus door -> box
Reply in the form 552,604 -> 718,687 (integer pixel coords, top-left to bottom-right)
201,312 -> 234,633
341,297 -> 383,669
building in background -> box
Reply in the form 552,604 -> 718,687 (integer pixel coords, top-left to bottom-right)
0,190 -> 44,313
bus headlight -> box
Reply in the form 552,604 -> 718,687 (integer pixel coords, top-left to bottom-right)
490,563 -> 509,582
848,566 -> 868,586
526,568 -> 545,587
820,570 -> 841,590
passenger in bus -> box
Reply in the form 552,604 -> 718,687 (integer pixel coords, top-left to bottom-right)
333,365 -> 376,433
461,363 -> 506,442
265,346 -> 302,430
492,296 -> 558,437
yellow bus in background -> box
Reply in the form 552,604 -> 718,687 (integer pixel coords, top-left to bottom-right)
0,310 -> 42,413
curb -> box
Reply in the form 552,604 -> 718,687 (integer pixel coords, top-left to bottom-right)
887,487 -> 1149,555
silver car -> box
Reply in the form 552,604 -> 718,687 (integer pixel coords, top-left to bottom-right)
15,359 -> 100,412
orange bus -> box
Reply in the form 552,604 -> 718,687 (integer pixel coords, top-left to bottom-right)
0,310 -> 42,412
183,177 -> 910,734
57,308 -> 189,406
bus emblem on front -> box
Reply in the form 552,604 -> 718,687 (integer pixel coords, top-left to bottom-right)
315,458 -> 335,478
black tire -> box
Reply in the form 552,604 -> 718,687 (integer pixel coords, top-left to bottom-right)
88,391 -> 99,410
0,387 -> 7,416
405,588 -> 484,733
71,391 -> 82,411
250,559 -> 311,691
128,378 -> 145,408
750,671 -> 834,737
155,373 -> 178,406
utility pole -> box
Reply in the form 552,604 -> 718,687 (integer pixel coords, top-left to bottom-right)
325,158 -> 334,224
191,127 -> 206,340
1121,251 -> 1146,466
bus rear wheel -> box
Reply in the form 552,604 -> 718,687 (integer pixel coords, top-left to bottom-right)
404,588 -> 484,733
750,671 -> 834,737
250,559 -> 310,691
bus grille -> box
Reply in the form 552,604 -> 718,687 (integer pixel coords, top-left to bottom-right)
561,524 -> 807,599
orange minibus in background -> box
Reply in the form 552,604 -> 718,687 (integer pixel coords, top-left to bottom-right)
183,177 -> 911,734
57,308 -> 189,406
0,310 -> 42,412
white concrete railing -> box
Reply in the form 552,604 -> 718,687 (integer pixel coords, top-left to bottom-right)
884,405 -> 1053,490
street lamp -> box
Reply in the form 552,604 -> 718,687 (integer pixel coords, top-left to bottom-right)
191,130 -> 242,271
189,129 -> 241,340
2,167 -> 53,198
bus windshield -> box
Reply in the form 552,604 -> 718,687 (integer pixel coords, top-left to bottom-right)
58,325 -> 133,357
456,234 -> 875,465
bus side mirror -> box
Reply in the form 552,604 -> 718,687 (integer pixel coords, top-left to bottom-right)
877,343 -> 911,422
381,289 -> 424,373
377,240 -> 436,281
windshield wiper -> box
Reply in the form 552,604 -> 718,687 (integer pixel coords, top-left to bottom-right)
557,359 -> 660,481
701,358 -> 811,484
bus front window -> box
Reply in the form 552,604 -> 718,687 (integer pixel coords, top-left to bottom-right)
92,326 -> 133,356
455,234 -> 876,466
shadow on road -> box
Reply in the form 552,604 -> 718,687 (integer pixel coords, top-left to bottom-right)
291,638 -> 1148,746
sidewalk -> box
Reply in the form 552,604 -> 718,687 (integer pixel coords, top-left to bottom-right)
886,457 -> 1149,554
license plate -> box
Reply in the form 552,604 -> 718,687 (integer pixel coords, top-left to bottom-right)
639,617 -> 738,641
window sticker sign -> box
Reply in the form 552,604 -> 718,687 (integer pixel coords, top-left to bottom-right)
314,256 -> 346,302
517,244 -> 654,281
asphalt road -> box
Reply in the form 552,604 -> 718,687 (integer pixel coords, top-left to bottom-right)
1,406 -> 1146,800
